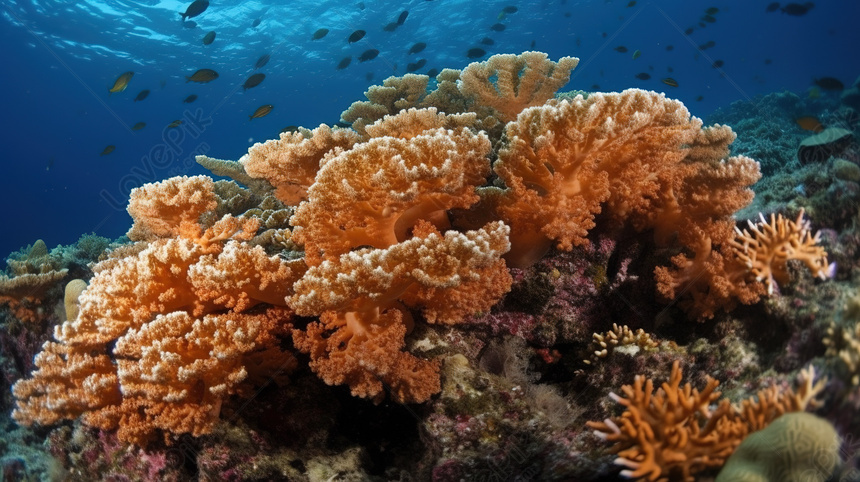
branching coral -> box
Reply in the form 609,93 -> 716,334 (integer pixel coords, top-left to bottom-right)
730,208 -> 834,295
587,362 -> 826,481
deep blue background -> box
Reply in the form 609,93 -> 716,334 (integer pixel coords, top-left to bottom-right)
1,0 -> 858,257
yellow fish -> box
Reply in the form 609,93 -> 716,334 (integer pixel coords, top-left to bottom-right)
109,71 -> 134,94
249,104 -> 274,120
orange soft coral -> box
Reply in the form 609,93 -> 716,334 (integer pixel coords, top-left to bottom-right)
126,175 -> 219,241
290,221 -> 511,403
290,108 -> 492,266
587,362 -> 826,481
12,178 -> 305,446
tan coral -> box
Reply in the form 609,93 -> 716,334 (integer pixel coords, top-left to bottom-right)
583,323 -> 659,365
459,51 -> 579,123
340,74 -> 432,137
241,124 -> 361,205
126,175 -> 218,241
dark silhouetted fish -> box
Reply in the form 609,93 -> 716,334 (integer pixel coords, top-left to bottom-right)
252,18 -> 262,28
531,40 -> 536,48
383,22 -> 398,32
613,46 -> 628,53
698,40 -> 716,49
627,1 -> 636,6
702,15 -> 716,22
180,0 -> 208,20
426,68 -> 439,78
408,42 -> 426,54
480,37 -> 495,46
335,121 -> 351,128
168,120 -> 183,128
243,73 -> 266,90
666,45 -> 674,51
712,60 -> 724,68
766,2 -> 780,12
100,145 -> 115,156
183,94 -> 198,103
406,59 -> 427,72
503,6 -> 518,13
359,49 -> 379,62
132,122 -> 146,131
397,11 -> 408,25
684,27 -> 694,35
312,28 -> 329,40
661,77 -> 678,87
705,7 -> 719,14
348,30 -> 366,43
764,58 -> 772,64
490,23 -> 506,31
109,71 -> 134,94
186,69 -> 219,83
696,95 -> 704,101
814,77 -> 844,90
202,31 -> 216,45
782,2 -> 814,15
466,48 -> 486,59
635,72 -> 651,80
255,54 -> 270,69
357,2 -> 365,9
337,57 -> 352,69
591,84 -> 600,90
134,89 -> 150,101
249,104 -> 273,120
281,125 -> 299,133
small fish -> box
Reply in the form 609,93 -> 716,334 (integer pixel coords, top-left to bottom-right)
336,57 -> 352,69
602,32 -> 607,38
249,104 -> 273,120
502,5 -> 518,13
109,71 -> 134,94
627,1 -> 636,6
348,30 -> 366,43
661,77 -> 678,87
183,20 -> 197,29
813,77 -> 844,91
480,37 -> 495,46
497,12 -> 506,21
383,22 -> 399,32
698,21 -> 706,28
701,14 -> 716,23
100,145 -> 115,156
466,48 -> 486,59
591,84 -> 600,90
243,73 -> 266,90
705,7 -> 719,14
134,89 -> 150,102
666,45 -> 674,51
765,2 -> 780,12
632,49 -> 641,59
180,0 -> 208,20
764,58 -> 773,65
168,120 -> 183,128
684,27 -> 694,35
614,46 -> 628,53
667,66 -> 674,73
397,11 -> 408,25
183,94 -> 197,103
781,2 -> 814,15
357,2 -> 365,9
131,122 -> 146,131
698,40 -> 716,50
490,23 -> 506,32
359,49 -> 379,62
530,39 -> 536,48
406,59 -> 427,72
635,72 -> 651,80
409,42 -> 426,54
251,18 -> 262,28
281,125 -> 299,133
202,30 -> 216,45
186,68 -> 219,83
795,116 -> 824,132
695,95 -> 704,101
335,121 -> 351,128
426,68 -> 439,78
712,60 -> 724,68
312,28 -> 329,40
255,54 -> 270,69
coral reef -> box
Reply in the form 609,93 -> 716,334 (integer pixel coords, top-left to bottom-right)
3,51 -> 858,481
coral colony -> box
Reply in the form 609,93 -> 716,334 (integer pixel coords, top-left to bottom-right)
2,52 -> 858,481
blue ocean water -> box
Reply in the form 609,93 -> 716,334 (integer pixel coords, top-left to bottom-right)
0,0 -> 857,257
